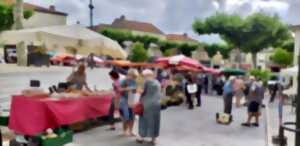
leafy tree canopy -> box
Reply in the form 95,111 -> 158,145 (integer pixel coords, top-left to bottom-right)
0,3 -> 33,32
129,42 -> 149,62
193,13 -> 292,67
202,43 -> 232,59
249,68 -> 271,84
270,48 -> 293,67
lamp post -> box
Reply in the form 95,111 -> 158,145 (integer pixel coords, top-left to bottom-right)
89,0 -> 94,29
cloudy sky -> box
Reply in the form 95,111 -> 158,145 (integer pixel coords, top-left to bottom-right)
24,0 -> 300,43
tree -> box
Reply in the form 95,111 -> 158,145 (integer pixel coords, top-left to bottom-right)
249,68 -> 271,84
129,42 -> 149,62
241,13 -> 291,67
203,43 -> 232,59
99,28 -> 160,48
193,13 -> 292,67
0,3 -> 33,32
270,48 -> 293,67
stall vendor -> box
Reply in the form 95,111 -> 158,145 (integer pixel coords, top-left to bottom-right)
67,64 -> 92,91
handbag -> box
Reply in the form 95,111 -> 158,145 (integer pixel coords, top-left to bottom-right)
132,102 -> 144,116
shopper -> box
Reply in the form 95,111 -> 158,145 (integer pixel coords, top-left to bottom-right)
242,78 -> 263,127
233,76 -> 245,107
107,70 -> 121,131
223,76 -> 235,114
119,69 -> 138,136
185,75 -> 200,109
136,69 -> 161,145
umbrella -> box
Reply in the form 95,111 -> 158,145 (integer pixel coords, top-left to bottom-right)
93,56 -> 104,64
203,67 -> 221,75
221,68 -> 246,76
0,25 -> 127,59
50,54 -> 74,62
175,65 -> 202,72
105,60 -> 132,67
157,55 -> 205,70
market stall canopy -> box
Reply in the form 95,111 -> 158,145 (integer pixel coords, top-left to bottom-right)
280,66 -> 298,77
156,55 -> 205,70
203,67 -> 221,75
0,25 -> 127,59
221,68 -> 246,76
105,60 -> 164,68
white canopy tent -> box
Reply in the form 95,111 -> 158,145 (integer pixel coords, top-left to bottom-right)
280,66 -> 298,76
0,25 -> 127,59
280,66 -> 298,96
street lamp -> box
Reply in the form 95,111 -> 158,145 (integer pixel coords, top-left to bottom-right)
89,0 -> 94,29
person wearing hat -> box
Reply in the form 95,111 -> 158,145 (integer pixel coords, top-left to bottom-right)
242,77 -> 263,127
119,69 -> 138,136
136,69 -> 161,145
223,76 -> 236,114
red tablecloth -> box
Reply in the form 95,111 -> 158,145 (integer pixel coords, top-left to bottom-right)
9,94 -> 112,135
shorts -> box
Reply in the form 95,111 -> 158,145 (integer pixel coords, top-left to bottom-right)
248,101 -> 260,113
119,107 -> 134,121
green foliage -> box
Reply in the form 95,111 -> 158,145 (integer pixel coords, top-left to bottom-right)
99,28 -> 159,48
99,28 -> 200,57
129,42 -> 149,62
202,43 -> 232,59
193,13 -> 292,67
274,37 -> 294,52
163,49 -> 173,57
270,48 -> 293,66
0,3 -> 34,32
249,68 -> 271,83
0,4 -> 14,32
24,9 -> 34,19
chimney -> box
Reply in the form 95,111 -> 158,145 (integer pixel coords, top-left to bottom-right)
120,15 -> 125,20
49,5 -> 55,11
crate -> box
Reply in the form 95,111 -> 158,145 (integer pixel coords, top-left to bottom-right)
0,116 -> 9,126
37,128 -> 73,146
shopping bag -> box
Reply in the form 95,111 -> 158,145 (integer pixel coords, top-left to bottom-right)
187,84 -> 198,94
132,102 -> 144,116
216,112 -> 232,125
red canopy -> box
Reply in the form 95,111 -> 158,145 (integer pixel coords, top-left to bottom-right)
157,55 -> 205,70
156,55 -> 205,70
203,67 -> 221,75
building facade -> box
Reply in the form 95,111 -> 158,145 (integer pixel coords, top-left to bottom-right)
3,0 -> 67,29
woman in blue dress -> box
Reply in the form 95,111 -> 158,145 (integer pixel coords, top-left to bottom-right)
119,69 -> 138,136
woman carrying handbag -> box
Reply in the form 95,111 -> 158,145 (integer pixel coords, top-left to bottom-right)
136,69 -> 161,145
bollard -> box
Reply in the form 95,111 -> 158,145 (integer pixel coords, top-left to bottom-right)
272,126 -> 287,146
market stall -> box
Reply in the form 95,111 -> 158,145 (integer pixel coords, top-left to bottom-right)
9,93 -> 112,136
0,25 -> 127,60
157,55 -> 206,69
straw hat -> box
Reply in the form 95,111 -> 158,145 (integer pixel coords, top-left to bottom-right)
127,69 -> 139,78
142,69 -> 154,76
